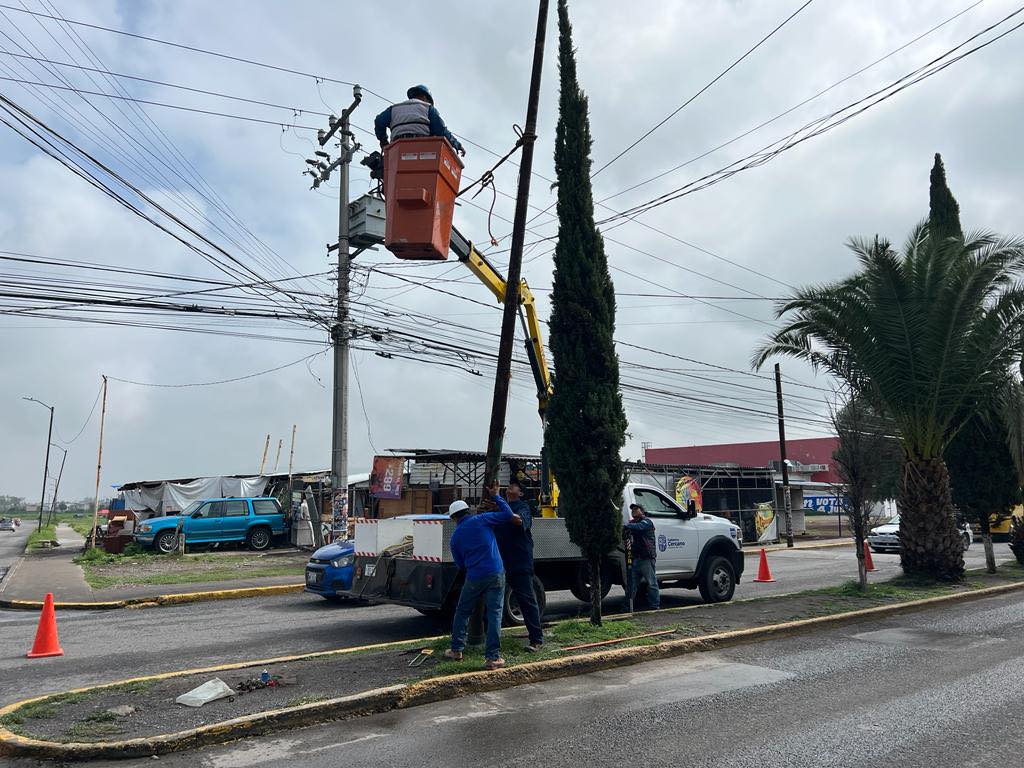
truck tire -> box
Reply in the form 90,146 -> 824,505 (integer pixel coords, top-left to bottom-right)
569,564 -> 612,603
246,526 -> 272,551
503,576 -> 547,627
155,531 -> 178,554
698,555 -> 736,603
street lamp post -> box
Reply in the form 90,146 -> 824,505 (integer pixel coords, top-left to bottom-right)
23,397 -> 54,532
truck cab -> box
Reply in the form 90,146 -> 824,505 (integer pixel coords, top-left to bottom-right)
622,483 -> 744,603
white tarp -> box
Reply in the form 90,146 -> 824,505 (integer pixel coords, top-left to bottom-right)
121,476 -> 269,515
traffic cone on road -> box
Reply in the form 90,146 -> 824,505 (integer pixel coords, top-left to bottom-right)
753,548 -> 776,583
26,592 -> 64,658
863,541 -> 877,572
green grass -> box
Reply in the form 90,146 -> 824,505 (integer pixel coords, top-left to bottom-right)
0,693 -> 85,727
283,695 -> 328,708
425,618 -> 662,676
63,716 -> 125,742
24,523 -> 57,552
78,553 -> 304,589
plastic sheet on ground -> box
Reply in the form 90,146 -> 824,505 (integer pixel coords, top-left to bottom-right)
174,678 -> 235,708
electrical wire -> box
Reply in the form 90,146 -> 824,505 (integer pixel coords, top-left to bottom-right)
591,0 -> 816,177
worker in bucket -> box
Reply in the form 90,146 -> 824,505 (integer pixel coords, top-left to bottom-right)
445,482 -> 516,669
624,503 -> 660,610
374,84 -> 466,156
494,479 -> 544,651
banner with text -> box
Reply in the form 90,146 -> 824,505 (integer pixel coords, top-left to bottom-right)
370,456 -> 405,500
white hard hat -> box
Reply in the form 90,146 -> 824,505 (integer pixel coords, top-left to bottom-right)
448,500 -> 470,518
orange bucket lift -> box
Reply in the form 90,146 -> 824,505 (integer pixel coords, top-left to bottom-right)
383,137 -> 464,260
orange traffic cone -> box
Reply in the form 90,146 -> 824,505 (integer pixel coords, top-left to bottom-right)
863,541 -> 877,573
753,548 -> 776,583
26,592 -> 64,658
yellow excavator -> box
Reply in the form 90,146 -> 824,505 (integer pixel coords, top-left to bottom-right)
448,226 -> 559,517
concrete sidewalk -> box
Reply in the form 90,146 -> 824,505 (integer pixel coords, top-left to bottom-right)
0,524 -> 302,605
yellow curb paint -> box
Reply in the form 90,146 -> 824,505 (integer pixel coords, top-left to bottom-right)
0,583 -> 304,611
4,577 -> 1023,761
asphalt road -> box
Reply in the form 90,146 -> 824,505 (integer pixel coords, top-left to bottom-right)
0,543 -> 1011,708
14,585 -> 1022,768
0,523 -> 30,587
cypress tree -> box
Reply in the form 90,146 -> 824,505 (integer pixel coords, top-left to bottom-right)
546,0 -> 628,626
928,153 -> 963,241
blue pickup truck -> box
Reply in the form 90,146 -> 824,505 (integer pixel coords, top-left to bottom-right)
134,497 -> 287,554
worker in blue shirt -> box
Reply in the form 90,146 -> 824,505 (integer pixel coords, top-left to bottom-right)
624,503 -> 660,610
445,482 -> 516,669
493,479 -> 544,651
374,84 -> 466,156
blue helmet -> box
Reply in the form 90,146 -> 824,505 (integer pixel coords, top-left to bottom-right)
407,84 -> 434,105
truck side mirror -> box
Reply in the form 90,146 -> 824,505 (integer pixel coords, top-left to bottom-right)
687,500 -> 697,518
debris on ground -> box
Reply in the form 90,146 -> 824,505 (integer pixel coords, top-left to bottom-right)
174,678 -> 235,708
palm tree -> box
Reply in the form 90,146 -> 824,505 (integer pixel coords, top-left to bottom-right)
753,224 -> 1024,581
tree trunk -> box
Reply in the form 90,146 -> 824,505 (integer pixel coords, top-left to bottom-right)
855,533 -> 868,591
898,457 -> 965,581
983,532 -> 996,574
588,555 -> 603,626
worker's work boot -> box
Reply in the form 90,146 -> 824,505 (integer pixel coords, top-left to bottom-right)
484,657 -> 505,670
443,649 -> 463,661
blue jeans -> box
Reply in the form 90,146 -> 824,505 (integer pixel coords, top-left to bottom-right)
505,569 -> 543,645
450,572 -> 506,660
628,558 -> 660,609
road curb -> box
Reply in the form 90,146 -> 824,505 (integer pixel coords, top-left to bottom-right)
3,578 -> 1023,760
0,583 -> 304,611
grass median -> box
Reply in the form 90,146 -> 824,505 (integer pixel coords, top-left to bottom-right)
5,563 -> 1023,747
72,547 -> 306,590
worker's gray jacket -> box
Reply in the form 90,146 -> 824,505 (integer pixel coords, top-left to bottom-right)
374,100 -> 465,154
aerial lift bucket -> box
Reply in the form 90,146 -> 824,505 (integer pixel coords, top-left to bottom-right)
383,137 -> 464,260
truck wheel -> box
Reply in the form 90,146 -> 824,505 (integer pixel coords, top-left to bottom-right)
246,527 -> 272,551
503,576 -> 547,627
569,564 -> 612,603
698,556 -> 736,603
155,531 -> 178,554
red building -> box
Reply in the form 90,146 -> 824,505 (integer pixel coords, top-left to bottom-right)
645,437 -> 840,485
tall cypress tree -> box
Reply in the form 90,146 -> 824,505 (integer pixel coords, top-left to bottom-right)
546,0 -> 628,626
928,153 -> 963,240
933,152 -> 1017,572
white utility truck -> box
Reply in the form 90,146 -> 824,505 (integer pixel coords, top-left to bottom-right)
344,482 -> 744,625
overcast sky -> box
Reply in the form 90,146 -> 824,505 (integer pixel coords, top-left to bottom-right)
1,0 -> 1022,500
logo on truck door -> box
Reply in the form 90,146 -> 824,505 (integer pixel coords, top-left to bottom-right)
658,534 -> 667,552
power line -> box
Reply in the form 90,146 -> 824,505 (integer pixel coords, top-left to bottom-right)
0,2 -> 386,97
107,349 -> 329,388
591,0 -> 816,177
599,0 -> 986,205
599,6 -> 1024,224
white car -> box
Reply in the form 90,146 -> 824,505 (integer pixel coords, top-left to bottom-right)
868,514 -> 972,553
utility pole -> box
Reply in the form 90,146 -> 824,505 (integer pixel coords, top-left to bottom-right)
307,85 -> 362,528
483,0 -> 550,487
23,396 -> 54,532
89,376 -> 108,549
273,438 -> 283,473
259,433 -> 271,475
46,445 -> 67,528
287,424 -> 297,512
774,363 -> 795,548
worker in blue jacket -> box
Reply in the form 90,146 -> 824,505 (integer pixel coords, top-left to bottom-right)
624,503 -> 660,610
445,482 -> 516,669
493,479 -> 544,651
374,84 -> 466,156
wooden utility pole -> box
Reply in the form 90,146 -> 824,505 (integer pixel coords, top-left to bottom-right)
483,0 -> 550,487
774,364 -> 795,548
273,439 -> 283,473
89,376 -> 108,549
259,434 -> 271,475
46,446 -> 67,528
22,398 -> 54,532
